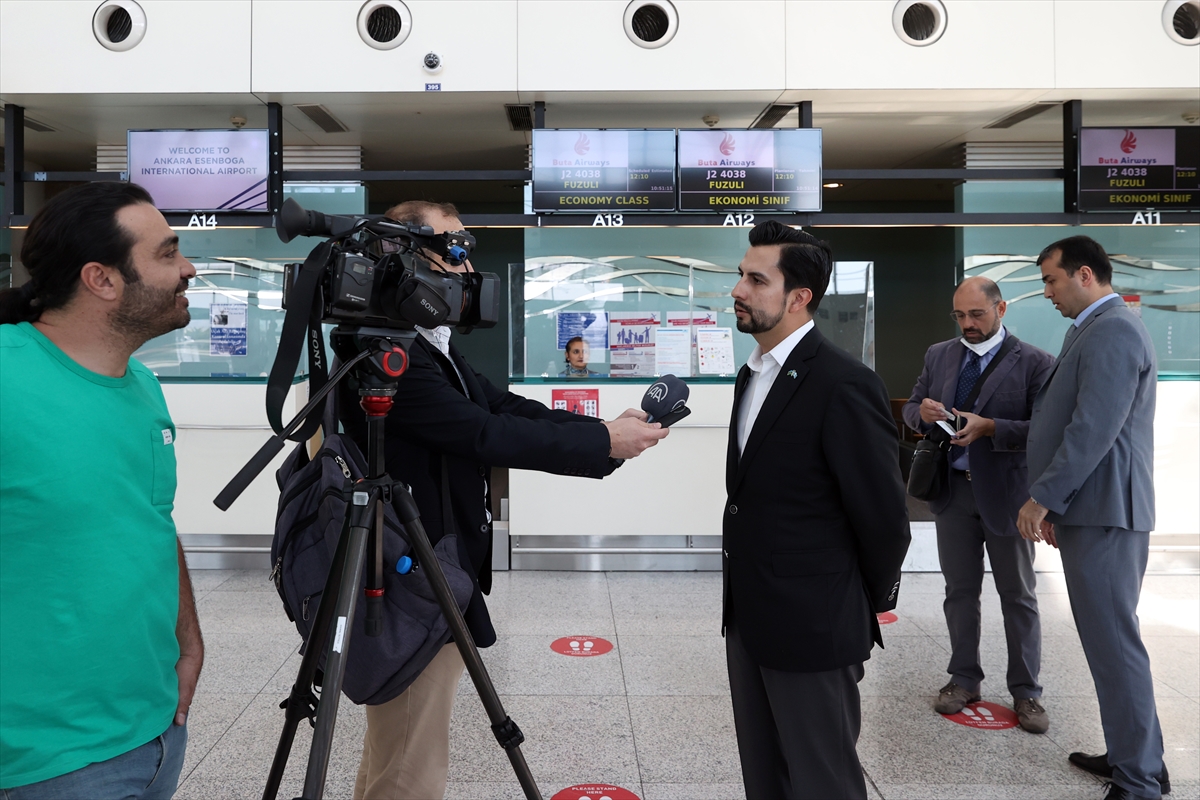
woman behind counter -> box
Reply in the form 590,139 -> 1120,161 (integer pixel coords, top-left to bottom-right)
559,336 -> 603,378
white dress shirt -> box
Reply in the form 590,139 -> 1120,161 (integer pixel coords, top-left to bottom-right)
736,319 -> 815,456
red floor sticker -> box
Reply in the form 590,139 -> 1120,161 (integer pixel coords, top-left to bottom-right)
551,784 -> 640,800
877,611 -> 898,624
550,636 -> 613,657
943,701 -> 1019,729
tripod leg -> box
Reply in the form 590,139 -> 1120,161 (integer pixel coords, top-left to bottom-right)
263,513 -> 355,800
393,489 -> 543,800
300,495 -> 376,800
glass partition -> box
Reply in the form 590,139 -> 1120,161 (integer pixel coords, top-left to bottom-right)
512,227 -> 875,381
961,225 -> 1199,377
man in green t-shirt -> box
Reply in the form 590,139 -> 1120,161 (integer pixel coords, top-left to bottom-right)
0,182 -> 203,799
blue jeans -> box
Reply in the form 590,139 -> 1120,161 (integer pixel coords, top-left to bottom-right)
2,723 -> 187,800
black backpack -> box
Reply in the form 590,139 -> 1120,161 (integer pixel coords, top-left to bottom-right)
270,432 -> 474,706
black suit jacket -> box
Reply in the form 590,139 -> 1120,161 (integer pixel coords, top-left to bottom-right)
340,335 -> 614,647
723,326 -> 911,672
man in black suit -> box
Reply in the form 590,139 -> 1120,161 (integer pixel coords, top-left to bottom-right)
724,220 -> 911,800
340,200 -> 669,800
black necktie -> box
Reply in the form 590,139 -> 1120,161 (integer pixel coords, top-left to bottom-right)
949,352 -> 981,461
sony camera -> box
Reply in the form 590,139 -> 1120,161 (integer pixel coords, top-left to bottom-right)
277,197 -> 499,331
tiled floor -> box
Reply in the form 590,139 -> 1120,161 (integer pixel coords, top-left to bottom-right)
175,569 -> 1200,800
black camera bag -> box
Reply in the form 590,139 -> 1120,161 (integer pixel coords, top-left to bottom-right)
906,334 -> 1019,501
270,431 -> 474,706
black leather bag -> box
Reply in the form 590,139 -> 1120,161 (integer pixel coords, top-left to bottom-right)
905,335 -> 1019,502
907,432 -> 949,500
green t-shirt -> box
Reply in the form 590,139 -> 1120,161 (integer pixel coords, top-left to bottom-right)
0,322 -> 180,787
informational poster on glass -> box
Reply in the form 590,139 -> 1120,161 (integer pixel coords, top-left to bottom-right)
654,328 -> 690,376
696,327 -> 737,374
209,302 -> 248,356
127,129 -> 270,212
556,311 -> 609,351
1079,127 -> 1199,211
608,312 -> 660,377
678,129 -> 822,212
532,129 -> 677,212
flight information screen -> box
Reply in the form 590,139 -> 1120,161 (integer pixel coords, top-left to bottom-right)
1079,127 -> 1199,211
677,129 -> 822,212
532,129 -> 677,212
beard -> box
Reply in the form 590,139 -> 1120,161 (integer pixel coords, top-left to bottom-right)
961,318 -> 1001,343
735,299 -> 786,334
111,279 -> 191,345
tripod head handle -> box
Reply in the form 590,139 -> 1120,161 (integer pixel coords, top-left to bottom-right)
213,437 -> 286,511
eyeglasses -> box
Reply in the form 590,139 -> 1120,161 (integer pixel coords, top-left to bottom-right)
950,301 -> 999,322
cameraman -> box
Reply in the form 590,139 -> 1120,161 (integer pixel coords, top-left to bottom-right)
0,183 -> 202,799
339,200 -> 668,800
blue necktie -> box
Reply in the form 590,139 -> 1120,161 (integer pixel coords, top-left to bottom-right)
949,352 -> 981,461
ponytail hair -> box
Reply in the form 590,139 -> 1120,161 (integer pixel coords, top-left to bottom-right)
0,182 -> 154,325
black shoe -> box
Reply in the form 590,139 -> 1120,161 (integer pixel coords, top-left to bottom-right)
1102,781 -> 1159,800
1070,752 -> 1171,795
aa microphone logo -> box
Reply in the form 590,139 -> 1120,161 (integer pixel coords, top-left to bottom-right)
574,133 -> 591,156
647,383 -> 668,402
1120,130 -> 1138,154
719,134 -> 736,156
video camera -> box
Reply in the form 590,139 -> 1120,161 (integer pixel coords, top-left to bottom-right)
277,197 -> 500,331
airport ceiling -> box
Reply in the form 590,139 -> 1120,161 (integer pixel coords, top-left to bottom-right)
2,89 -> 1197,202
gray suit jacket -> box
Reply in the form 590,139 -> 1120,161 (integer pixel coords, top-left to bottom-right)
1027,297 -> 1156,531
903,331 -> 1055,536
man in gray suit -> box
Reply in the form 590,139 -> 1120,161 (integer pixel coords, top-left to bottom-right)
904,277 -> 1055,733
1020,235 -> 1168,800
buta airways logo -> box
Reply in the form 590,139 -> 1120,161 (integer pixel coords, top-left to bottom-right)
574,133 -> 591,156
719,133 -> 736,156
1120,130 -> 1138,154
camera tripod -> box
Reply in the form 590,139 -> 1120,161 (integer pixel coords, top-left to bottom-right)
215,329 -> 541,800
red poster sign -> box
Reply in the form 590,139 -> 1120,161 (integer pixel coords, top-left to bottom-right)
551,784 -> 640,800
943,701 -> 1019,730
877,612 -> 898,625
550,636 -> 614,657
552,389 -> 600,418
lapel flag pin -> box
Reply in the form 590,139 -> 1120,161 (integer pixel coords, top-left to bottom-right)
787,370 -> 798,378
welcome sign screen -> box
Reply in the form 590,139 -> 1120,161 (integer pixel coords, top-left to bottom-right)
128,129 -> 270,212
532,129 -> 676,212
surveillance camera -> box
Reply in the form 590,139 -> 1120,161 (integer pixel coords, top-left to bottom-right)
229,115 -> 247,129
702,115 -> 720,128
423,52 -> 442,73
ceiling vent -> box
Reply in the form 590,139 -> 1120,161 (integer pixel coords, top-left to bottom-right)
1164,1 -> 1200,44
96,145 -> 128,172
893,0 -> 946,47
357,0 -> 411,50
751,105 -> 795,129
983,102 -> 1060,130
23,117 -> 56,133
93,0 -> 147,52
624,0 -> 678,49
283,146 -> 362,171
505,104 -> 534,131
294,104 -> 350,133
958,142 -> 1064,170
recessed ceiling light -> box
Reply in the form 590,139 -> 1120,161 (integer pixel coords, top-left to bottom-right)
823,182 -> 842,188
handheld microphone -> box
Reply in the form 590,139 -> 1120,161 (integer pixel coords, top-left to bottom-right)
641,375 -> 692,428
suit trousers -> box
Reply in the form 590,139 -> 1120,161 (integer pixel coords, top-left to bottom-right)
353,643 -> 466,800
935,471 -> 1042,699
726,620 -> 867,800
1058,525 -> 1164,799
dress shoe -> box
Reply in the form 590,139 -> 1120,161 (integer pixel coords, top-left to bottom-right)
934,681 -> 980,715
1101,781 -> 1159,800
1069,752 -> 1170,795
1013,697 -> 1049,733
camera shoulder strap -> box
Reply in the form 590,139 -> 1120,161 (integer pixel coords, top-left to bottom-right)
266,241 -> 332,440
